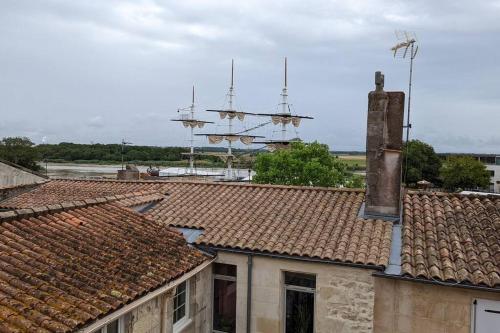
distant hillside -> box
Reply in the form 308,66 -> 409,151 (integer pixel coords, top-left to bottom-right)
35,143 -> 256,166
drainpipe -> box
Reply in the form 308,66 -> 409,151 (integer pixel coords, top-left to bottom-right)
246,254 -> 253,333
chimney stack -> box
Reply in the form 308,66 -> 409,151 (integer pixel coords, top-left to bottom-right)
365,71 -> 405,218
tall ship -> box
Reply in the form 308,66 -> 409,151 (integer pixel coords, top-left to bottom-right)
168,86 -> 215,176
255,57 -> 313,150
196,60 -> 263,180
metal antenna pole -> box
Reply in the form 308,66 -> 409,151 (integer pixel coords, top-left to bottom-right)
403,43 -> 415,183
121,139 -> 124,170
391,31 -> 418,185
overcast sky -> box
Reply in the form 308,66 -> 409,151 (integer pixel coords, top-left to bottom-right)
1,0 -> 499,153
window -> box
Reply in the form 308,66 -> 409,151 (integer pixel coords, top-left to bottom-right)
284,272 -> 316,333
173,281 -> 189,329
94,318 -> 124,333
213,263 -> 237,333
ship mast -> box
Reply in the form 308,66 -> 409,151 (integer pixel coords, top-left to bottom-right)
171,85 -> 213,175
227,60 -> 235,178
188,85 -> 195,173
196,59 -> 264,180
281,57 -> 289,140
254,57 -> 313,151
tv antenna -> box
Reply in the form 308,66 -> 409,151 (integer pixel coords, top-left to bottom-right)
391,30 -> 418,184
121,139 -> 132,170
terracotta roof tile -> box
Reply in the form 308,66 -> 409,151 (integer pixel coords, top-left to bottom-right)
1,179 -> 393,267
0,179 -> 168,209
402,191 -> 500,288
147,182 -> 393,267
0,198 -> 209,332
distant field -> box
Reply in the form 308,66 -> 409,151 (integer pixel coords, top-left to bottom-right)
337,154 -> 366,170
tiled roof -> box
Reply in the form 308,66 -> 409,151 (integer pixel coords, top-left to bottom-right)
148,182 -> 393,267
402,191 -> 500,288
114,192 -> 166,208
0,179 -> 168,209
0,179 -> 393,268
0,199 -> 209,332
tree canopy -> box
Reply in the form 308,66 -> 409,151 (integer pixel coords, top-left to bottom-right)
402,139 -> 442,186
253,141 -> 351,187
440,156 -> 490,191
0,137 -> 41,171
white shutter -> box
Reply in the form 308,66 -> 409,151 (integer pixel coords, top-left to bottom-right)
472,299 -> 500,333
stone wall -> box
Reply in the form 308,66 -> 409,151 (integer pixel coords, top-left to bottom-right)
0,161 -> 46,188
192,264 -> 212,333
126,296 -> 164,333
216,252 -> 377,333
374,277 -> 500,333
120,266 -> 211,333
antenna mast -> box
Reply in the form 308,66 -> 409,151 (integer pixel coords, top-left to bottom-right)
391,31 -> 419,184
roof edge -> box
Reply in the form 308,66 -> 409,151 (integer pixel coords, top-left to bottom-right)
80,257 -> 215,332
49,177 -> 366,193
373,272 -> 500,293
0,158 -> 49,179
0,190 -> 166,221
405,189 -> 500,200
200,245 -> 386,271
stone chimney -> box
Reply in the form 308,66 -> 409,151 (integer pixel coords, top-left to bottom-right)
365,71 -> 405,217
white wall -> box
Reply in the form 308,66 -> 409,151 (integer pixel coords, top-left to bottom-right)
0,161 -> 45,187
485,164 -> 500,193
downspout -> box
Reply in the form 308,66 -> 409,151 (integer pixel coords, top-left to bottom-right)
472,299 -> 477,333
246,254 -> 253,333
160,293 -> 166,333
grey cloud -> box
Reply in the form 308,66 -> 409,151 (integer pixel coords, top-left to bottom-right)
0,0 -> 499,153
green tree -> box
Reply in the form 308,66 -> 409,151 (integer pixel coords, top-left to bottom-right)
253,141 -> 349,187
403,139 -> 442,186
440,156 -> 490,191
0,137 -> 41,171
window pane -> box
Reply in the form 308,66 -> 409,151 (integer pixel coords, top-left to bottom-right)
174,303 -> 186,323
284,272 -> 316,289
213,279 -> 236,332
173,281 -> 187,324
107,320 -> 119,333
285,289 -> 314,333
214,263 -> 237,277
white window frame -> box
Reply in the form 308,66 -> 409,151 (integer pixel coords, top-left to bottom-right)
96,317 -> 125,333
173,280 -> 191,332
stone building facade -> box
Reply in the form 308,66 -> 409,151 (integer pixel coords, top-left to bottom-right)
374,278 -> 500,333
81,267 -> 213,333
215,251 -> 378,333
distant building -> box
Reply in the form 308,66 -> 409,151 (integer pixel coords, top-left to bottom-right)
0,159 -> 47,187
475,154 -> 500,193
438,154 -> 500,193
